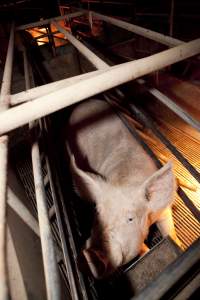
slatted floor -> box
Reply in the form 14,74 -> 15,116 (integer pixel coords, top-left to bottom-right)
139,119 -> 200,250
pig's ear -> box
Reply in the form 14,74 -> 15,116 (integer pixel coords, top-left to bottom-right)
70,155 -> 102,202
144,162 -> 176,213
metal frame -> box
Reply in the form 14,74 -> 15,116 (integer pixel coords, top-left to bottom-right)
0,10 -> 200,300
23,46 -> 61,300
0,22 -> 15,300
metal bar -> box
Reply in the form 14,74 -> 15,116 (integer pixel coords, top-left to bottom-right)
31,139 -> 61,300
33,31 -> 59,40
107,96 -> 200,222
8,188 -> 40,237
133,237 -> 200,300
127,104 -> 200,221
16,11 -> 85,30
53,21 -> 108,69
43,122 -> 89,300
92,11 -> 183,47
137,79 -> 200,132
10,69 -> 104,105
66,30 -> 200,133
0,38 -> 199,135
169,0 -> 175,36
129,103 -> 200,183
45,152 -> 80,300
22,47 -> 61,300
12,28 -> 200,135
0,22 -> 14,300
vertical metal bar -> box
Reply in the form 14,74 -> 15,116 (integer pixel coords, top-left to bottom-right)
22,46 -> 61,300
169,0 -> 175,36
45,154 -> 80,300
0,22 -> 14,300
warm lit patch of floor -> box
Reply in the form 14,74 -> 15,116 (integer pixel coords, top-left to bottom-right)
139,119 -> 200,250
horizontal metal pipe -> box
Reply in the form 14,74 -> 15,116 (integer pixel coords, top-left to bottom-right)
0,38 -> 200,135
12,26 -> 200,134
53,21 -> 108,69
0,22 -> 14,300
10,69 -> 105,105
16,11 -> 85,30
92,11 -> 183,47
58,21 -> 200,133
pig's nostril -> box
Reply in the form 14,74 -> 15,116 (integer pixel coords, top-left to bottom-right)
83,249 -> 108,279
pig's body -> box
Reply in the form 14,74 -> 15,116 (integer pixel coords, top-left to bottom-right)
68,99 -> 157,186
66,99 -> 177,278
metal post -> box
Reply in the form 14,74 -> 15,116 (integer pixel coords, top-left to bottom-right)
0,38 -> 199,135
169,0 -> 175,36
0,22 -> 14,300
22,46 -> 61,300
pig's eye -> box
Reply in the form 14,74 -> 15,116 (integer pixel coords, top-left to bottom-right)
128,217 -> 133,223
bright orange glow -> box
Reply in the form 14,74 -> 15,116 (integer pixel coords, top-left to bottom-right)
26,20 -> 71,47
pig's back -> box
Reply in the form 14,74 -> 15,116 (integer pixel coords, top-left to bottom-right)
67,99 -> 157,187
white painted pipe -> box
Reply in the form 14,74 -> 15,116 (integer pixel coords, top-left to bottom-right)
53,21 -> 108,70
22,47 -> 61,300
12,22 -> 200,133
8,188 -> 40,236
0,22 -> 14,300
0,38 -> 199,136
92,11 -> 183,47
10,69 -> 105,105
16,11 -> 85,31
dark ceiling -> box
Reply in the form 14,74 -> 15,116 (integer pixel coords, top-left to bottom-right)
0,0 -> 59,23
0,0 -> 199,40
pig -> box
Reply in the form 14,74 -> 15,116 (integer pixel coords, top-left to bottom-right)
66,99 -> 179,279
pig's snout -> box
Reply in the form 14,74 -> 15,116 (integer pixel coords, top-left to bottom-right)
83,249 -> 108,279
83,244 -> 123,279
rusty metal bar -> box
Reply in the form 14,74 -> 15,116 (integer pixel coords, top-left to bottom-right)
91,11 -> 183,47
16,11 -> 85,31
0,37 -> 199,135
22,47 -> 61,300
0,22 -> 15,300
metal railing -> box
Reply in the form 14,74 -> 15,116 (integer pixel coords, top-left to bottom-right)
0,9 -> 200,300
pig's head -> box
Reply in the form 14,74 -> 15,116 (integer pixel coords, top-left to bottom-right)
71,156 -> 176,278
